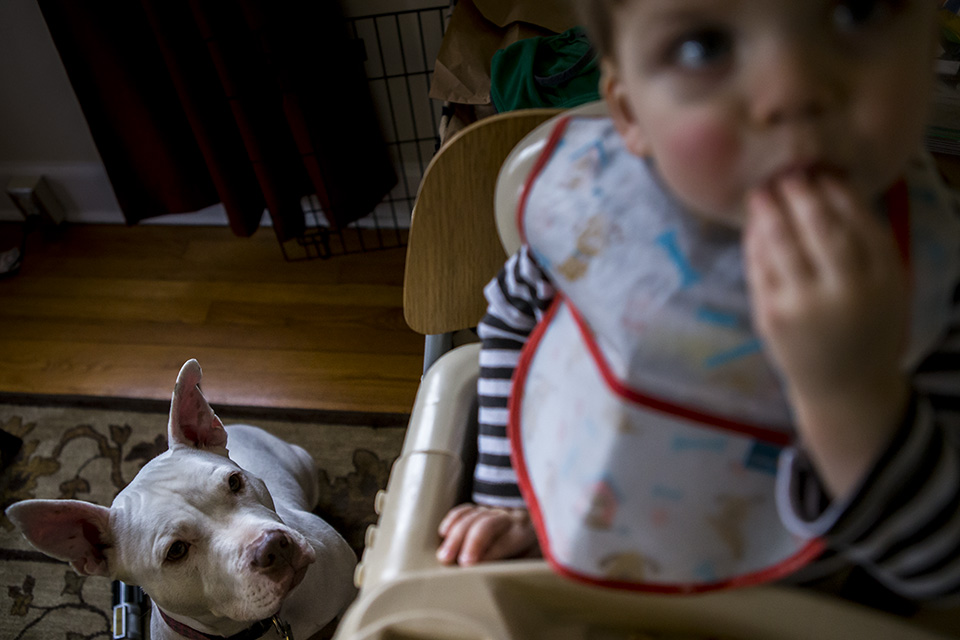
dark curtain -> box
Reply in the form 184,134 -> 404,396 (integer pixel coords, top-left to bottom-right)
38,0 -> 397,242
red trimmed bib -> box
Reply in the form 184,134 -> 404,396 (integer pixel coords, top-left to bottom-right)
510,116 -> 960,592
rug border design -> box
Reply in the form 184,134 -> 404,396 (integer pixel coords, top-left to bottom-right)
0,392 -> 410,428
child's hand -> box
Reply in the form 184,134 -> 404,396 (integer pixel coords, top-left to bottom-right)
744,174 -> 910,498
437,503 -> 539,566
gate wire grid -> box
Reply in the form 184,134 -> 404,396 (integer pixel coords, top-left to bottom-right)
281,4 -> 449,260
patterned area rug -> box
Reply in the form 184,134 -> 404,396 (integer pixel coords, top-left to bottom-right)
0,400 -> 408,640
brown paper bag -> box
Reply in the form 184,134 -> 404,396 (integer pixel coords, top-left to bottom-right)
429,0 -> 578,105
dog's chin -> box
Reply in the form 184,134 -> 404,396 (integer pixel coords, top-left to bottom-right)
239,563 -> 311,621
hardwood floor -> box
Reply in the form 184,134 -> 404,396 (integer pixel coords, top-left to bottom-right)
0,223 -> 424,414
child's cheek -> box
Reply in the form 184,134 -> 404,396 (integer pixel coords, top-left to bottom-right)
657,119 -> 741,212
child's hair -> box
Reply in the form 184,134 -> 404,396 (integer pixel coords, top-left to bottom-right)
571,0 -> 622,58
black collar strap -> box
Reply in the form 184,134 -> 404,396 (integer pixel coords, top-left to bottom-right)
158,607 -> 282,640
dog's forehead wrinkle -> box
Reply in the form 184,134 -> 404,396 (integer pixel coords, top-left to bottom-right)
113,452 -> 242,565
133,448 -> 238,491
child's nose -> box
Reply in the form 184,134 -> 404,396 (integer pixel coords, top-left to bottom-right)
749,37 -> 839,127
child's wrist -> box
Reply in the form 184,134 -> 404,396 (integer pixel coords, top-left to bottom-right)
789,371 -> 908,414
788,374 -> 910,499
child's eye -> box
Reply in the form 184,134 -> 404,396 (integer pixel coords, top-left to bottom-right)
668,29 -> 733,71
831,0 -> 905,30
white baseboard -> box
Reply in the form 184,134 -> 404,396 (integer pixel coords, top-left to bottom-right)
0,161 -> 253,226
0,161 -> 412,230
0,161 -> 120,223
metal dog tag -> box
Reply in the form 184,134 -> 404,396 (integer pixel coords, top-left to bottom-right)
271,615 -> 293,640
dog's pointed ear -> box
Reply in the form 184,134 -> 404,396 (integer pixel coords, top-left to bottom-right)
168,359 -> 228,450
6,499 -> 113,577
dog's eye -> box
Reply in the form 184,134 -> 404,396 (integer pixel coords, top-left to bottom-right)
228,472 -> 243,493
166,541 -> 189,562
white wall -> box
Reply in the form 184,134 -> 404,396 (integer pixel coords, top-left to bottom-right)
0,0 -> 129,223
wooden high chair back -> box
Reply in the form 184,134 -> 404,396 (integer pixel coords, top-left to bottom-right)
402,109 -> 558,371
403,109 -> 559,340
403,103 -> 609,371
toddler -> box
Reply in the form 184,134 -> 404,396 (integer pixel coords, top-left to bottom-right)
438,0 -> 960,602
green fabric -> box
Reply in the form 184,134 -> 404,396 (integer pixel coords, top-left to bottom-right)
490,26 -> 600,112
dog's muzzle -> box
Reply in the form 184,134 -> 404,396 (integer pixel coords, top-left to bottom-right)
251,531 -> 295,575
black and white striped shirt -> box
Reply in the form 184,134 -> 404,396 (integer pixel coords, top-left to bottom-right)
473,246 -> 555,507
473,244 -> 960,602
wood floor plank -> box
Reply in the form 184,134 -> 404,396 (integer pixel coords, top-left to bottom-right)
18,254 -> 342,285
0,223 -> 425,413
0,311 -> 423,355
13,226 -> 408,285
0,339 -> 422,412
0,295 -> 212,324
0,276 -> 405,307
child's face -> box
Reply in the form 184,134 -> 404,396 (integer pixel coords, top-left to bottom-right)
603,0 -> 938,227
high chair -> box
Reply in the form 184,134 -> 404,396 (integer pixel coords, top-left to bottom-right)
332,105 -> 954,640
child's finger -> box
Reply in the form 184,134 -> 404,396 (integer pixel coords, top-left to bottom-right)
745,188 -> 811,286
817,174 -> 861,223
458,513 -> 511,565
818,175 -> 900,269
437,507 -> 485,564
436,526 -> 465,564
483,522 -> 538,561
777,175 -> 858,277
744,190 -> 773,291
780,175 -> 878,281
438,502 -> 479,536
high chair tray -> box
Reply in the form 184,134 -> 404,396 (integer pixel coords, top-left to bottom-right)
333,344 -> 953,640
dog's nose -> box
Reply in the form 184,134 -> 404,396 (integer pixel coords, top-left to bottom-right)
251,531 -> 294,572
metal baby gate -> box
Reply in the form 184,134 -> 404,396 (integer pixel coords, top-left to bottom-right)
280,4 -> 449,260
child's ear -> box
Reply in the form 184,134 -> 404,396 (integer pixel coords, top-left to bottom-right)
601,59 -> 649,157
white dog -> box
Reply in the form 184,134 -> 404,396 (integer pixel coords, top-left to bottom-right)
6,359 -> 358,640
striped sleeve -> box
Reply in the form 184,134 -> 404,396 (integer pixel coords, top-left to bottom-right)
777,283 -> 960,603
472,246 -> 556,507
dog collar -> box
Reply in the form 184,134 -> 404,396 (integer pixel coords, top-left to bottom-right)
158,608 -> 293,640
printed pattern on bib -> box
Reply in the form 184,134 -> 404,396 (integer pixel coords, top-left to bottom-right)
511,116 -> 960,592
